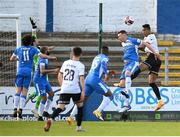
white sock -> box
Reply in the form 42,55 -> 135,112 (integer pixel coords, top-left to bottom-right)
70,105 -> 77,117
14,93 -> 20,108
120,93 -> 126,101
38,101 -> 46,117
20,95 -> 26,109
97,96 -> 113,112
44,99 -> 52,112
124,98 -> 130,106
125,76 -> 132,92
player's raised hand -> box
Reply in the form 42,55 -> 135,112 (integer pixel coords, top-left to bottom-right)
29,17 -> 37,29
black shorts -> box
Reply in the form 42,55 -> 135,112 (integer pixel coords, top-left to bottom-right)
58,93 -> 81,104
143,53 -> 162,75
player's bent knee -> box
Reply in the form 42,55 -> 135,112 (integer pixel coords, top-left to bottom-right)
125,71 -> 131,77
48,91 -> 54,97
41,95 -> 47,101
21,89 -> 28,96
16,87 -> 23,92
119,80 -> 125,87
149,82 -> 156,87
76,102 -> 83,108
140,63 -> 149,71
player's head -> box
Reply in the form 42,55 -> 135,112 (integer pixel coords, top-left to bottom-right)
142,24 -> 151,37
72,47 -> 82,57
101,46 -> 109,56
40,46 -> 49,55
118,30 -> 128,42
22,34 -> 33,46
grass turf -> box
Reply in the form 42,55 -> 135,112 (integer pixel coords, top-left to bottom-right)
0,121 -> 180,136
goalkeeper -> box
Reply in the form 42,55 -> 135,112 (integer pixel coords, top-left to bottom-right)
25,17 -> 55,117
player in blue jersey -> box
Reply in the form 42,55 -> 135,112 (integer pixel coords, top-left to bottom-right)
66,46 -> 113,123
10,34 -> 56,119
116,30 -> 158,112
33,46 -> 59,121
25,18 -> 55,117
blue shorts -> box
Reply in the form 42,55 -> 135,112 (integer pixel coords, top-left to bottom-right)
120,61 -> 139,80
85,76 -> 110,97
34,81 -> 52,96
15,74 -> 32,90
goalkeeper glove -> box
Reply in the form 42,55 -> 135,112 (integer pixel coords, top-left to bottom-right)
30,17 -> 37,29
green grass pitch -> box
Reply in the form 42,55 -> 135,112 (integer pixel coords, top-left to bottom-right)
0,121 -> 180,136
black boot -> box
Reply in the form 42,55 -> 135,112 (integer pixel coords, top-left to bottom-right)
13,108 -> 18,117
43,111 -> 50,118
38,116 -> 44,121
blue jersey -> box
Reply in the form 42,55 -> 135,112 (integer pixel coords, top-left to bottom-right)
13,45 -> 40,75
33,58 -> 48,83
88,54 -> 108,78
122,37 -> 141,62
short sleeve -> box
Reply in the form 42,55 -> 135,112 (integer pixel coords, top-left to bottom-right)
34,47 -> 41,56
131,38 -> 142,46
78,64 -> 85,76
101,57 -> 109,74
144,36 -> 153,44
60,62 -> 65,73
39,59 -> 46,66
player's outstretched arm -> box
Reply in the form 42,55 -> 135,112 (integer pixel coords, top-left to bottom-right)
30,17 -> 37,39
10,54 -> 18,61
142,42 -> 161,60
40,65 -> 59,75
30,17 -> 37,29
39,53 -> 57,60
48,46 -> 55,51
138,44 -> 145,51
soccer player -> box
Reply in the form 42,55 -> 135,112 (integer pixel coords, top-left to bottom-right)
44,47 -> 85,132
67,46 -> 113,123
33,46 -> 59,121
116,30 -> 159,112
25,17 -> 55,117
131,24 -> 164,111
10,34 -> 56,119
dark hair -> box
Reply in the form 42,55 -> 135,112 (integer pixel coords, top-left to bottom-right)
101,46 -> 109,55
40,46 -> 48,54
73,47 -> 82,57
22,34 -> 33,46
142,24 -> 151,30
118,30 -> 127,35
